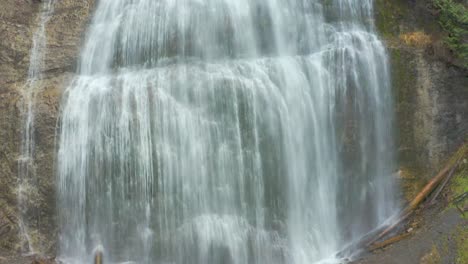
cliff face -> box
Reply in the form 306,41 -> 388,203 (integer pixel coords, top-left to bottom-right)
0,0 -> 94,254
375,0 -> 468,176
0,0 -> 466,257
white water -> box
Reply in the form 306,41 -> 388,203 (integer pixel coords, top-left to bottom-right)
57,0 -> 399,263
18,0 -> 55,254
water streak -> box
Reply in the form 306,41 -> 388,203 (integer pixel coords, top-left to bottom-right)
18,0 -> 55,254
58,0 -> 399,263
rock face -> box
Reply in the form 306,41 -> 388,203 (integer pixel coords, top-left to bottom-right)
0,0 -> 94,254
375,0 -> 468,176
0,0 -> 466,257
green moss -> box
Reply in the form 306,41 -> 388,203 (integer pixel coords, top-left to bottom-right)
433,0 -> 468,67
449,143 -> 468,198
421,245 -> 441,264
388,47 -> 427,173
400,166 -> 427,201
374,0 -> 408,38
451,166 -> 468,198
450,164 -> 468,219
455,225 -> 468,264
440,233 -> 450,257
446,143 -> 468,218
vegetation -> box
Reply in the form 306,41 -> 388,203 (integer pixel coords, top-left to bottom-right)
451,163 -> 468,199
420,245 -> 441,264
455,225 -> 468,264
400,31 -> 432,48
444,143 -> 468,263
446,143 -> 468,213
449,156 -> 467,221
433,0 -> 468,67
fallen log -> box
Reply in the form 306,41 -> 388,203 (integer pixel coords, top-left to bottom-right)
454,192 -> 468,215
366,211 -> 412,247
369,232 -> 412,251
367,159 -> 458,247
453,191 -> 468,203
407,160 -> 455,211
428,159 -> 461,205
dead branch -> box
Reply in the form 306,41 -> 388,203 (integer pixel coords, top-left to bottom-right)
369,232 -> 412,251
367,159 -> 458,247
428,159 -> 461,205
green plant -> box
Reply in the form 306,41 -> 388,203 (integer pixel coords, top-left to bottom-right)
433,0 -> 468,67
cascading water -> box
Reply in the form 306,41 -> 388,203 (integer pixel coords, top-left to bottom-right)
57,0 -> 399,263
18,0 -> 55,254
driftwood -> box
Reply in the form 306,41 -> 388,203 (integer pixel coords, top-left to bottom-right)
369,232 -> 412,251
407,160 -> 455,211
454,192 -> 468,215
428,159 -> 461,205
454,192 -> 468,203
367,159 -> 459,248
366,211 -> 412,248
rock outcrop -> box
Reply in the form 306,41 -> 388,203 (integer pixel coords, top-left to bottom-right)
0,0 -> 94,254
375,0 -> 468,177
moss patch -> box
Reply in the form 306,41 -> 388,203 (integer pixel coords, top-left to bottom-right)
455,224 -> 468,264
451,165 -> 468,198
450,163 -> 468,217
432,0 -> 468,67
420,245 -> 441,264
448,143 -> 468,202
389,47 -> 425,174
374,0 -> 409,39
399,167 -> 427,202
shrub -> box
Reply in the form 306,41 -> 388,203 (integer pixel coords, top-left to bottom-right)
433,0 -> 468,67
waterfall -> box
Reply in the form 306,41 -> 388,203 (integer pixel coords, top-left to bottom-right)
18,0 -> 55,254
57,0 -> 399,263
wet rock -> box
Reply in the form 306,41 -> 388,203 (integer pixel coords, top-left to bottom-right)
375,0 -> 468,177
0,0 -> 94,255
